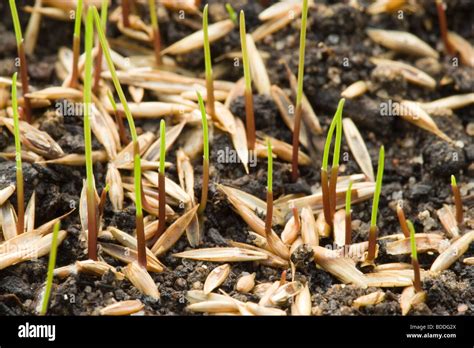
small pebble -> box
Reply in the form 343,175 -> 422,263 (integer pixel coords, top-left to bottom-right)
457,303 -> 468,313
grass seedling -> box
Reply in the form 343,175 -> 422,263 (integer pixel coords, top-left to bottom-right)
451,175 -> 463,224
225,4 -> 237,25
407,220 -> 422,292
93,0 -> 108,94
70,0 -> 83,89
122,0 -> 131,28
239,10 -> 255,150
11,73 -> 24,235
345,181 -> 353,245
107,90 -> 129,145
320,99 -> 344,227
265,138 -> 273,238
203,5 -> 216,118
435,0 -> 454,55
291,0 -> 309,182
9,0 -> 32,123
197,92 -> 209,215
396,200 -> 410,238
367,145 -> 385,263
92,6 -> 146,268
328,99 -> 344,219
40,221 -> 60,315
150,120 -> 166,245
84,7 -> 99,261
148,0 -> 162,65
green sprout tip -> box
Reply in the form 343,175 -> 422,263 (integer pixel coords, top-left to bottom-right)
332,98 -> 345,167
370,145 -> 385,228
9,0 -> 23,46
159,120 -> 166,175
40,221 -> 60,315
407,220 -> 418,261
225,4 -> 237,25
74,0 -> 84,38
451,175 -> 457,187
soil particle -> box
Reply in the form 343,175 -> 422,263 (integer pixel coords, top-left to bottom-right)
0,276 -> 34,300
422,140 -> 466,177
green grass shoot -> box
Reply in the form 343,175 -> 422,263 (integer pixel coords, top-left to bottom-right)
197,91 -> 209,214
407,220 -> 418,261
149,0 -> 158,30
332,98 -> 345,167
159,120 -> 166,175
322,113 -> 339,172
370,146 -> 385,228
295,0 -> 309,108
11,72 -> 24,235
225,3 -> 237,25
345,180 -> 353,216
40,221 -> 60,315
203,4 -> 215,116
9,0 -> 23,46
451,175 -> 457,187
74,0 -> 84,39
239,11 -> 252,94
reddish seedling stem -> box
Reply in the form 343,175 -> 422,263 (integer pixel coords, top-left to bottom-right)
436,0 -> 455,55
153,28 -> 162,66
70,36 -> 80,89
114,110 -> 130,145
199,159 -> 209,213
205,76 -> 216,119
345,211 -> 352,246
291,103 -> 303,182
321,169 -> 332,226
245,90 -> 256,150
16,167 -> 24,235
265,191 -> 273,238
122,0 -> 131,28
279,269 -> 287,286
93,44 -> 103,94
18,42 -> 31,123
98,186 -> 108,218
158,172 -> 166,237
328,166 -> 339,219
412,259 -> 422,292
86,188 -> 98,260
452,184 -> 463,224
397,203 -> 410,238
367,225 -> 378,262
292,207 -> 300,231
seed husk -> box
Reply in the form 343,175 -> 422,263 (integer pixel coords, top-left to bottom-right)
341,80 -> 369,99
204,263 -> 231,294
259,1 -> 302,21
161,20 -> 235,55
370,58 -> 436,89
419,93 -> 474,112
430,231 -> 474,273
143,122 -> 186,162
252,6 -> 302,42
400,285 -> 426,315
173,247 -> 268,262
100,242 -> 164,273
106,163 -> 124,211
0,185 -> 15,206
386,233 -> 446,255
100,300 -> 144,316
292,283 -> 311,315
1,202 -> 18,241
231,117 -> 249,173
342,118 -> 375,181
436,205 -> 460,239
236,272 -> 256,293
123,261 -> 160,300
74,260 -> 124,280
187,300 -> 238,314
281,214 -> 300,245
447,31 -> 474,68
366,28 -> 439,58
352,291 -> 385,309
245,302 -> 287,316
246,34 -> 271,95
301,206 -> 318,250
365,271 -> 415,287
151,205 -> 199,256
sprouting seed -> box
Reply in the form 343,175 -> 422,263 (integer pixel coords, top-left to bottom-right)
367,145 -> 385,263
240,10 -> 256,150
328,99 -> 345,220
11,73 -> 25,235
290,0 -> 309,182
84,7 -> 99,261
197,92 -> 209,215
265,138 -> 273,239
9,0 -> 32,122
40,221 -> 61,315
92,6 -> 146,268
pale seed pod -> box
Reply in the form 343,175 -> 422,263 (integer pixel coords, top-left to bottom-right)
204,264 -> 231,294
236,272 -> 256,293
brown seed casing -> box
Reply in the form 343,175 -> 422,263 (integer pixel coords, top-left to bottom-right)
367,225 -> 378,262
396,201 -> 410,238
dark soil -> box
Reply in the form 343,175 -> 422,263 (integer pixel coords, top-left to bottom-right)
0,0 -> 472,316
